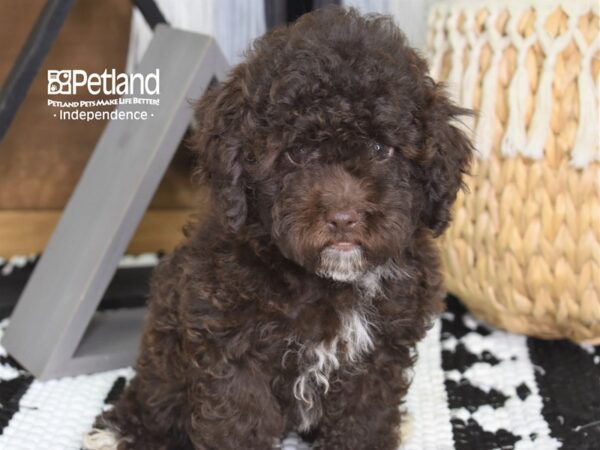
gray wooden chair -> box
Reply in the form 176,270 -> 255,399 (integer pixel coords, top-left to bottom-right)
2,25 -> 229,380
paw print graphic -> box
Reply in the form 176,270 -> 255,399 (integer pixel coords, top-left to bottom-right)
48,70 -> 72,95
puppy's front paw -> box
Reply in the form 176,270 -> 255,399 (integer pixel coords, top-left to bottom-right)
82,428 -> 119,450
280,432 -> 311,450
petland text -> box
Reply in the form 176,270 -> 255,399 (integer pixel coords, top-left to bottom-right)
48,69 -> 160,96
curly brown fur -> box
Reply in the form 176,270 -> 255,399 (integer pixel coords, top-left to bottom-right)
88,7 -> 472,450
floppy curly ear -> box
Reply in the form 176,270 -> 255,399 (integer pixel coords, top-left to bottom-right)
192,78 -> 249,233
419,81 -> 474,236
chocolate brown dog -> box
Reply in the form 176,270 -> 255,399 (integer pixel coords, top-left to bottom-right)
85,7 -> 472,450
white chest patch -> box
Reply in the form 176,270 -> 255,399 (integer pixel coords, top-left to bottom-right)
291,308 -> 375,431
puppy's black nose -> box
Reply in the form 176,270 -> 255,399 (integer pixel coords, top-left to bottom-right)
326,209 -> 358,231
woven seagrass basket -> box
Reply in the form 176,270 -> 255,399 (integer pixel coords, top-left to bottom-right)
426,0 -> 599,343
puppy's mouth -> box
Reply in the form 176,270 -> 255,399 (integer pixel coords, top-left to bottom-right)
315,242 -> 366,282
329,241 -> 359,251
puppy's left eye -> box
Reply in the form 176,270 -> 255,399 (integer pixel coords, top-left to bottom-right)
285,149 -> 309,166
371,143 -> 394,161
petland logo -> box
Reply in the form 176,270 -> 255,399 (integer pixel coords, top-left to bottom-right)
47,69 -> 161,121
47,69 -> 160,95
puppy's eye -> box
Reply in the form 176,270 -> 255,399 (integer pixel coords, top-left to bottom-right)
371,143 -> 394,161
285,149 -> 308,166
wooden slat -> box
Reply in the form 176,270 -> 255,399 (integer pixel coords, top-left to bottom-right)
0,208 -> 196,257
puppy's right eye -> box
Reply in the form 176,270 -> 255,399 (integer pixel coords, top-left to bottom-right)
370,142 -> 395,161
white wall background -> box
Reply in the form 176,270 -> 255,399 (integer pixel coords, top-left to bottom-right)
343,0 -> 438,49
127,0 -> 267,71
127,0 -> 438,71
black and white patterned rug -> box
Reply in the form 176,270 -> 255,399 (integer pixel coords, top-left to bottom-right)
0,256 -> 598,450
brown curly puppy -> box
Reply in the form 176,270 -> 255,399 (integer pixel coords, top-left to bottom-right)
85,7 -> 472,450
